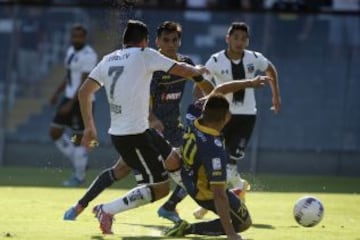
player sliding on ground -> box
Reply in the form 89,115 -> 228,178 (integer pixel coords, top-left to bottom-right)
164,94 -> 251,240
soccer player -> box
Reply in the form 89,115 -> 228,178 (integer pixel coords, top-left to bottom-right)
63,21 -> 211,222
77,20 -> 208,234
49,24 -> 97,187
164,94 -> 252,240
150,21 -> 212,223
192,21 -> 281,218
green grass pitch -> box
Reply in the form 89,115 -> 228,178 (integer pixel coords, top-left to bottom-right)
0,167 -> 359,240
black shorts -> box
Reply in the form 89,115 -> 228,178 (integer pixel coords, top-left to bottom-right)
196,190 -> 250,230
163,123 -> 183,148
111,128 -> 171,185
222,114 -> 256,160
51,97 -> 85,133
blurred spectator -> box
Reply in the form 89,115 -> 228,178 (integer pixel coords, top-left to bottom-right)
17,8 -> 44,96
186,0 -> 209,8
329,0 -> 360,57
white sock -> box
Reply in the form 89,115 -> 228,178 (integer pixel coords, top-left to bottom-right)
54,134 -> 76,161
226,164 -> 244,189
73,146 -> 88,181
102,185 -> 153,215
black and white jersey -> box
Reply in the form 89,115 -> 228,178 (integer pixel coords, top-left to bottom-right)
205,49 -> 269,115
89,47 -> 177,136
65,45 -> 98,99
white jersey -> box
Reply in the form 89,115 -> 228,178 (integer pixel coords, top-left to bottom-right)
89,47 -> 177,136
205,49 -> 269,115
65,45 -> 98,99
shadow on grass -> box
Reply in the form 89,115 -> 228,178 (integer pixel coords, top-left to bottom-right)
122,222 -> 167,232
91,235 -> 106,240
252,223 -> 276,229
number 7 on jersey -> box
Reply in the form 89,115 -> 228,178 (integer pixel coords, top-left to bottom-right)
108,66 -> 124,99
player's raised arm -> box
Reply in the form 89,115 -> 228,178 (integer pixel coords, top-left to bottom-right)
265,62 -> 281,113
168,63 -> 209,82
213,76 -> 271,95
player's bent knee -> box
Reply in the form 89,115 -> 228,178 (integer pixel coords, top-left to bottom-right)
237,215 -> 252,233
112,158 -> 131,179
165,149 -> 181,171
150,181 -> 170,201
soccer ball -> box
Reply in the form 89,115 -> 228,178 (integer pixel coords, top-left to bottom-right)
293,196 -> 324,227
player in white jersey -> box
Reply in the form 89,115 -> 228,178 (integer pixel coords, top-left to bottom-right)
193,22 -> 281,218
77,20 -> 209,234
49,24 -> 98,187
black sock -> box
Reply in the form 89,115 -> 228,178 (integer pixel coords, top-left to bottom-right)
162,185 -> 187,211
78,168 -> 117,208
185,219 -> 225,236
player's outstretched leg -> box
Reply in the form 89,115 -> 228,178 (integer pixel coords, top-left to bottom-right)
166,194 -> 252,237
63,159 -> 130,220
157,184 -> 186,223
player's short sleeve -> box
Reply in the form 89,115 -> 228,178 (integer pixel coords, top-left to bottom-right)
150,74 -> 158,98
88,58 -> 104,86
143,48 -> 177,73
81,51 -> 98,73
199,137 -> 227,184
254,51 -> 270,72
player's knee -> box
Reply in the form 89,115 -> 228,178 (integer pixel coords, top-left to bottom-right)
49,127 -> 63,140
165,149 -> 181,171
112,159 -> 131,180
150,181 -> 170,201
237,215 -> 252,233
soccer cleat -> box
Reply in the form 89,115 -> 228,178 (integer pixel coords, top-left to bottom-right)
157,206 -> 181,223
63,204 -> 84,221
93,205 -> 114,234
164,220 -> 190,237
192,207 -> 208,219
63,176 -> 85,187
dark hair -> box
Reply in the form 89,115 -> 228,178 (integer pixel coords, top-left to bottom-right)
227,22 -> 249,37
123,20 -> 149,45
202,94 -> 230,123
157,21 -> 182,38
71,24 -> 87,36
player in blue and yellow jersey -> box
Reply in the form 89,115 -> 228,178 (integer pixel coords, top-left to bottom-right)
152,21 -> 213,222
164,94 -> 251,240
149,22 -> 193,146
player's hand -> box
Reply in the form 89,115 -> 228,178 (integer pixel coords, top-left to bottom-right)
149,118 -> 165,133
271,95 -> 281,114
81,127 -> 99,150
58,101 -> 74,115
251,76 -> 271,88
